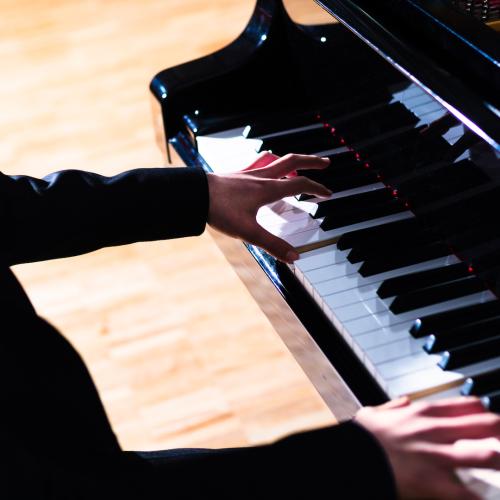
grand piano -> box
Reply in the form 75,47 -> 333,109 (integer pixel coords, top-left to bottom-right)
150,0 -> 500,492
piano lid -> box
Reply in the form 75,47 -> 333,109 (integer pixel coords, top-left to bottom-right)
315,0 -> 500,150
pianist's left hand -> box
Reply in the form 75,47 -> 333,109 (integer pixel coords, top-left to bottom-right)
206,152 -> 331,264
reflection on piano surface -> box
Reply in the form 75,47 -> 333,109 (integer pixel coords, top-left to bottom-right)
151,0 -> 500,495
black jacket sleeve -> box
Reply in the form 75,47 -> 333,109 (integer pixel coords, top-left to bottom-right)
0,167 -> 209,266
266,420 -> 398,499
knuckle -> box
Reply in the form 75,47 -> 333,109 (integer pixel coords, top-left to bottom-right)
413,401 -> 432,415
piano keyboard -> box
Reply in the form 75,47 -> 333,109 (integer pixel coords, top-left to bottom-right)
194,81 -> 500,407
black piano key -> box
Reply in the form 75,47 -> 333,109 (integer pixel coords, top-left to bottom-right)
461,367 -> 500,396
359,241 -> 450,277
247,88 -> 394,139
443,130 -> 481,162
297,170 -> 378,201
421,184 -> 500,235
372,137 -> 452,179
260,126 -> 341,156
347,229 -> 439,264
313,87 -> 393,122
312,188 -> 392,219
420,113 -> 459,138
394,161 -> 489,209
481,391 -> 500,413
390,276 -> 488,314
424,316 -> 500,353
410,300 -> 500,338
474,248 -> 500,272
332,102 -> 419,143
299,167 -> 378,195
439,335 -> 500,370
337,218 -> 420,250
320,199 -> 406,231
324,171 -> 379,192
480,265 -> 500,295
377,262 -> 470,298
359,126 -> 424,159
448,220 -> 500,253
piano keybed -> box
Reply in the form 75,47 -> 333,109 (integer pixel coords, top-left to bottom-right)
193,81 -> 500,409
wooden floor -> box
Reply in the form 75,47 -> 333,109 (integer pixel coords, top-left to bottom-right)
0,0 -> 336,450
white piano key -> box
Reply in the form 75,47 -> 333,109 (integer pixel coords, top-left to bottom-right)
377,351 -> 442,380
356,323 -> 415,350
385,364 -> 464,397
404,93 -> 434,109
418,109 -> 447,127
305,260 -> 362,284
197,135 -> 262,173
256,206 -> 310,227
322,282 -> 381,309
266,213 -> 318,238
366,337 -> 427,365
305,184 -> 386,217
387,356 -> 500,398
315,255 -> 460,297
284,211 -> 414,248
333,296 -> 391,322
295,245 -> 348,272
390,83 -> 424,103
344,290 -> 496,336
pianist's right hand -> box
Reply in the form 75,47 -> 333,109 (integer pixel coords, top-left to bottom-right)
356,396 -> 500,500
206,152 -> 331,264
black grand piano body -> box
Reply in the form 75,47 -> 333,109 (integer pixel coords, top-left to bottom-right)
150,0 -> 500,420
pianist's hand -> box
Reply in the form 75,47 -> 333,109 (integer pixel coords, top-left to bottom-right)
206,152 -> 332,263
356,396 -> 500,500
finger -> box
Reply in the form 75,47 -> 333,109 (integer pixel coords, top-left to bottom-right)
434,443 -> 500,469
254,153 -> 330,179
245,223 -> 299,264
415,397 -> 486,418
432,413 -> 500,443
268,176 -> 332,202
240,151 -> 280,172
375,396 -> 411,411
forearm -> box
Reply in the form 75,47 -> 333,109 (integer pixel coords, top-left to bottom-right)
0,167 -> 208,265
267,421 -> 397,499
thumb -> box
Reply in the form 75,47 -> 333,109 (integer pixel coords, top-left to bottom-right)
249,224 -> 299,264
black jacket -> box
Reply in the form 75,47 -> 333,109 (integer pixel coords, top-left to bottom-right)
0,167 -> 396,499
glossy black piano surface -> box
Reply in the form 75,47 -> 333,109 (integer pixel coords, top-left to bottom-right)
150,0 -> 500,416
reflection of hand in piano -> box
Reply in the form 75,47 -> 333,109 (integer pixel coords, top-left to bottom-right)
206,153 -> 331,263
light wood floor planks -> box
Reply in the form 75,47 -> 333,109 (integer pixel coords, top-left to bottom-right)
0,0 -> 336,451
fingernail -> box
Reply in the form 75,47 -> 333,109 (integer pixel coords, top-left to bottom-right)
321,157 -> 331,162
286,250 -> 300,263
